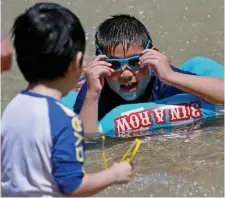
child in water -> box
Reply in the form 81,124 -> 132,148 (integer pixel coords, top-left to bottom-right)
74,14 -> 224,124
1,4 -> 132,197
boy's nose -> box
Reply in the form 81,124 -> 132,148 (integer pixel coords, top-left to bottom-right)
119,68 -> 134,82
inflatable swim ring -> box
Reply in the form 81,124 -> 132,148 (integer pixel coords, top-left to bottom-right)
98,93 -> 224,137
61,56 -> 224,137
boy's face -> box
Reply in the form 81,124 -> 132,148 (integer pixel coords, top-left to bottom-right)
105,44 -> 151,101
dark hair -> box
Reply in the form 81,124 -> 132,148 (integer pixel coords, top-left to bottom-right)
95,14 -> 152,55
12,2 -> 85,83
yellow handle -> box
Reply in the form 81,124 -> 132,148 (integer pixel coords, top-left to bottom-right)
120,138 -> 141,162
102,136 -> 108,169
102,136 -> 141,169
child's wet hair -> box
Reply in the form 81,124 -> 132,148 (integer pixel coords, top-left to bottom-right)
12,2 -> 85,83
95,14 -> 153,56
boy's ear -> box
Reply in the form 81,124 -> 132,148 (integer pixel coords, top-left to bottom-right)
70,51 -> 83,71
75,51 -> 83,69
68,51 -> 83,74
151,47 -> 159,52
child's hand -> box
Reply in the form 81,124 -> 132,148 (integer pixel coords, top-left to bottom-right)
109,161 -> 133,184
1,38 -> 13,72
85,55 -> 113,96
139,49 -> 174,83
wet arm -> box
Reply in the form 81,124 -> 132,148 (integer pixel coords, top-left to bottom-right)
165,72 -> 224,105
65,169 -> 115,197
79,91 -> 99,136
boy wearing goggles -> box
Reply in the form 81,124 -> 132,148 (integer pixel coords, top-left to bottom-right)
75,14 -> 224,132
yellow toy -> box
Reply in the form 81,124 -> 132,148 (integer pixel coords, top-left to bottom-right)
101,136 -> 141,169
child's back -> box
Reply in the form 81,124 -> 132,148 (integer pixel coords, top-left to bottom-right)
2,91 -> 84,196
1,3 -> 132,197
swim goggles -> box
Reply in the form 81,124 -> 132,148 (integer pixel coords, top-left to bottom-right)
96,40 -> 152,72
101,136 -> 142,169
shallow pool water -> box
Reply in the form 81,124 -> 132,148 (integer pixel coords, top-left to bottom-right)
85,117 -> 224,197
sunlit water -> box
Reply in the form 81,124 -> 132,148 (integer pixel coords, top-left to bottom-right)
85,117 -> 224,197
1,0 -> 224,197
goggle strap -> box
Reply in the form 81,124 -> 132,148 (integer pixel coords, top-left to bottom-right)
145,40 -> 151,49
96,44 -> 104,55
